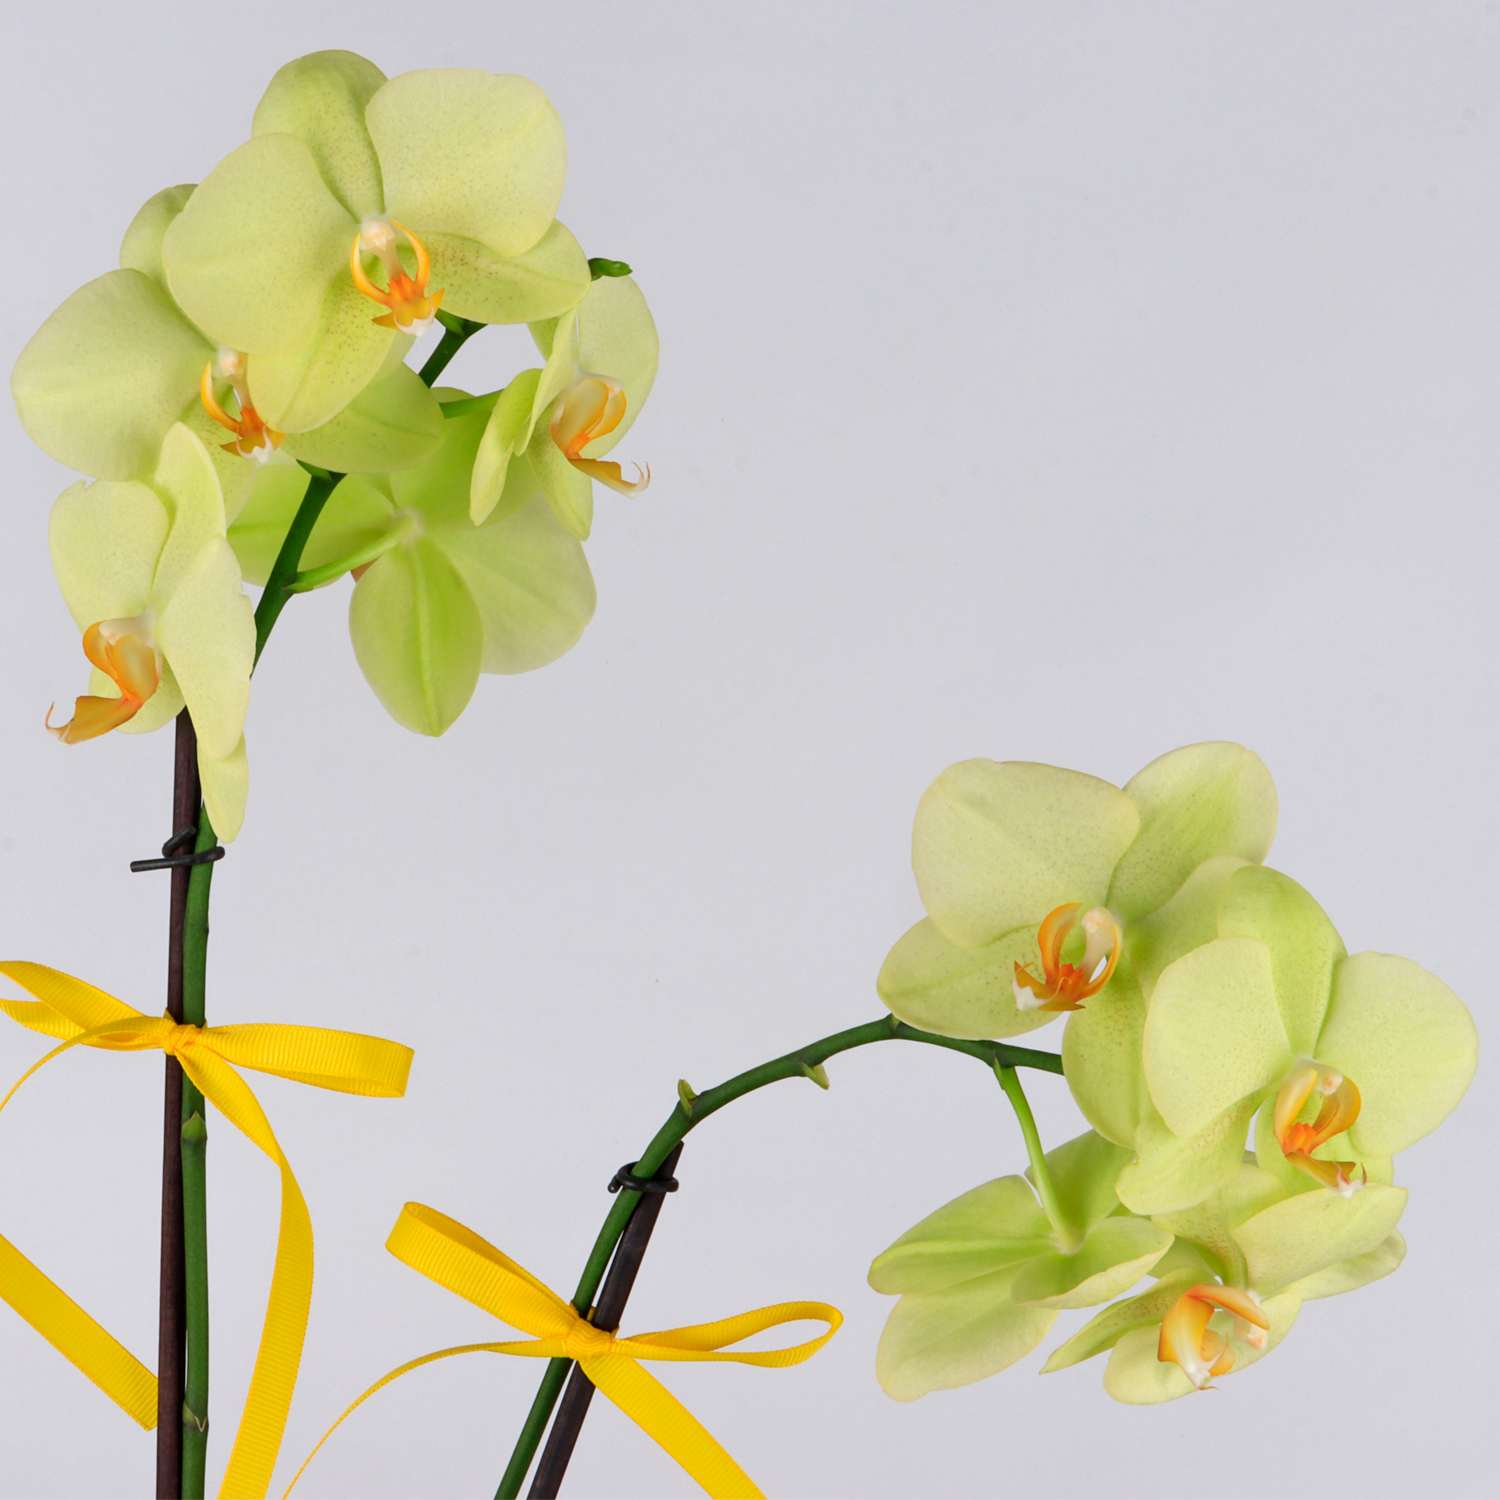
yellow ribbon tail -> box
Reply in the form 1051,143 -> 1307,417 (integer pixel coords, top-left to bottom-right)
584,1352 -> 763,1499
0,1231 -> 156,1428
281,1342 -> 512,1498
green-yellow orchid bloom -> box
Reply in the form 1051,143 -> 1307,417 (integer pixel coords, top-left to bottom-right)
1117,864 -> 1478,1215
1041,1160 -> 1408,1402
11,185 -> 445,506
868,1131 -> 1171,1400
228,392 -> 594,736
877,742 -> 1277,1046
159,51 -> 591,434
46,425 -> 255,838
471,270 -> 659,537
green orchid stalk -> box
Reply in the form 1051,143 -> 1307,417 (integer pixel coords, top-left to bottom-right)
46,423 -> 254,837
159,51 -> 591,435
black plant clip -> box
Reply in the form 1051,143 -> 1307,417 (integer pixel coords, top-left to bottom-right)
130,825 -> 225,874
608,1161 -> 679,1195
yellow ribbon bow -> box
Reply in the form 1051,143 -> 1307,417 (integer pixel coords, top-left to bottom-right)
287,1202 -> 842,1499
0,960 -> 413,1500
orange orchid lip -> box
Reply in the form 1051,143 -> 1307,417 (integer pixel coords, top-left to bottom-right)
350,219 -> 445,334
46,620 -> 160,744
550,375 -> 650,495
1012,903 -> 1121,1012
200,356 -> 284,462
1273,1064 -> 1365,1196
1158,1283 -> 1268,1389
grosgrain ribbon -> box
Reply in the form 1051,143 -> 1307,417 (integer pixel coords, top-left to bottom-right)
285,1202 -> 842,1500
0,960 -> 413,1500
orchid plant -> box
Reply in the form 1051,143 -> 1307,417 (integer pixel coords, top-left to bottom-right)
1,42 -> 1477,1500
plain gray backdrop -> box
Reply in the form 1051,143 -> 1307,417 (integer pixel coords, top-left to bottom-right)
0,3 -> 1494,1496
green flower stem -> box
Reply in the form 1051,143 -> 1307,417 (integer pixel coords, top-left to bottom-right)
288,516 -> 417,594
179,814 -> 216,1499
994,1063 -> 1076,1251
253,468 -> 341,665
495,1018 -> 1063,1498
419,312 -> 484,387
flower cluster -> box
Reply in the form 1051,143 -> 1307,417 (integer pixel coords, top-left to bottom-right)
869,743 -> 1476,1403
12,49 -> 658,836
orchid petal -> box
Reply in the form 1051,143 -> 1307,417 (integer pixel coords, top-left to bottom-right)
438,492 -> 596,675
1115,1101 -> 1258,1217
425,221 -> 590,328
1010,1218 -> 1172,1310
154,539 -> 254,763
163,133 -> 355,355
876,918 -> 1060,1041
119,184 -> 195,289
1281,1231 -> 1405,1301
243,274 -> 394,433
251,50 -> 387,222
348,539 -> 482,736
1061,962 -> 1150,1147
868,1175 -> 1051,1296
150,424 -> 227,600
1109,743 -> 1277,920
12,270 -> 209,480
527,416 -> 594,539
1315,952 -> 1478,1157
369,70 -> 566,259
471,369 -> 543,524
199,734 -> 248,843
49,479 -> 167,629
875,1266 -> 1057,1401
911,760 -> 1139,948
1143,936 -> 1289,1138
1218,866 -> 1346,1056
558,274 -> 659,458
1036,1129 -> 1137,1244
282,362 -> 443,473
1231,1183 -> 1407,1295
1128,853 -> 1248,1000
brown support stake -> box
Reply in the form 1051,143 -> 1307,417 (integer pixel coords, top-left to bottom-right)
157,710 -> 198,1498
527,1144 -> 685,1499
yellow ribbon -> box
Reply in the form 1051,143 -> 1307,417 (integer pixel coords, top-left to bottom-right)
0,960 -> 413,1500
287,1202 -> 842,1500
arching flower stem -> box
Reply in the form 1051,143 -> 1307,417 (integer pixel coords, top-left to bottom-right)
994,1061 -> 1079,1251
495,1018 -> 1064,1499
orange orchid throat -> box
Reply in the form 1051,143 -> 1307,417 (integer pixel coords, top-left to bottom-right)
200,350 -> 284,462
1159,1283 -> 1269,1390
1012,903 -> 1122,1012
351,218 -> 445,333
1273,1063 -> 1365,1196
46,620 -> 160,744
550,375 -> 651,495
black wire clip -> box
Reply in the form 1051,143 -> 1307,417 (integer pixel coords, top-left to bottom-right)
608,1161 -> 679,1195
130,825 -> 226,874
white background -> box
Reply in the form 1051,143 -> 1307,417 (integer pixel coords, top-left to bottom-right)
0,3 -> 1494,1496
